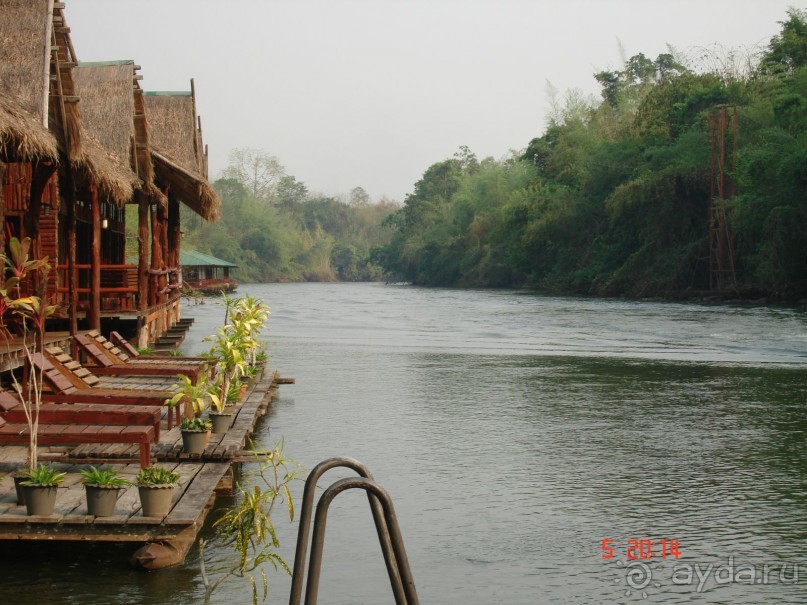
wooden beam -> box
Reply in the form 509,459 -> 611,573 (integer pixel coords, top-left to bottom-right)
149,202 -> 160,307
88,184 -> 101,330
137,193 -> 149,312
0,161 -> 5,289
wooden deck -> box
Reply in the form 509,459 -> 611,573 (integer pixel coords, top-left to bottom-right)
0,461 -> 228,541
0,332 -> 72,373
0,366 -> 285,551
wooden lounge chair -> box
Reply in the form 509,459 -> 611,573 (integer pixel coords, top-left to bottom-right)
109,330 -> 209,365
75,333 -> 206,383
0,390 -> 162,441
0,416 -> 154,468
30,349 -> 183,429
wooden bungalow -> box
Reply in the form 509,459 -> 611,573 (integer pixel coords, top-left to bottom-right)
180,248 -> 238,294
0,2 -> 220,351
143,86 -> 220,346
0,0 -> 79,312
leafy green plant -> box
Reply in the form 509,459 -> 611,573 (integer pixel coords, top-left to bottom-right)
206,325 -> 250,406
181,416 -> 213,432
21,464 -> 66,486
165,373 -> 221,417
199,440 -> 304,605
0,237 -> 57,471
79,466 -> 131,488
135,466 -> 180,487
226,379 -> 243,404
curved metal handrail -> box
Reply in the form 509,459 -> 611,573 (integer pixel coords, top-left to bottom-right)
288,457 -> 417,605
304,477 -> 419,605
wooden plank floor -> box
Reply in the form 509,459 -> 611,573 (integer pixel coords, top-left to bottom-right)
0,332 -> 72,373
0,460 -> 230,541
0,366 -> 282,543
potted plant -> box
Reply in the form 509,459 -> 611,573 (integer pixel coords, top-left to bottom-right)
180,416 -> 213,454
20,464 -> 66,516
165,373 -> 216,420
227,378 -> 245,404
232,294 -> 270,368
80,466 -> 131,517
1,238 -> 57,500
208,375 -> 234,434
206,326 -> 251,412
136,465 -> 180,517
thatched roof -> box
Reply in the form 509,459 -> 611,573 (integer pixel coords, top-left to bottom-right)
145,90 -> 220,220
0,0 -> 57,161
0,0 -> 49,120
0,1 -> 137,204
73,61 -> 143,205
152,151 -> 219,220
0,94 -> 57,161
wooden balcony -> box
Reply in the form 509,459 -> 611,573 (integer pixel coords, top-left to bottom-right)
55,264 -> 181,314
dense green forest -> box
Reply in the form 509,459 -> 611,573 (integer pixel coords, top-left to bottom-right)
375,9 -> 807,299
177,10 -> 805,300
177,151 -> 397,282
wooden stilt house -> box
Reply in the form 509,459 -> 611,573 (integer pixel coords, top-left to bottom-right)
1,2 -> 221,352
180,248 -> 238,294
142,85 -> 220,345
0,0 -> 107,324
72,59 -> 198,347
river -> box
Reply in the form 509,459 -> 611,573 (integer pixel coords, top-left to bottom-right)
3,283 -> 806,604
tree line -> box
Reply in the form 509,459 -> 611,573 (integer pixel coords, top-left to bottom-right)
177,150 -> 397,283
374,9 -> 807,300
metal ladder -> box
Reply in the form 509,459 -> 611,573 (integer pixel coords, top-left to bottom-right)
288,457 -> 420,605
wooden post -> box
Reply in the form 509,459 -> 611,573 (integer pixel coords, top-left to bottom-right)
66,178 -> 78,342
167,197 -> 179,306
0,160 -> 5,289
24,162 -> 56,244
150,203 -> 160,307
137,193 -> 149,312
88,183 -> 101,330
160,203 -> 169,299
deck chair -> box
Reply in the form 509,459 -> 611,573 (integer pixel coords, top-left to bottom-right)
30,349 -> 183,429
0,390 -> 162,441
75,333 -> 206,383
0,416 -> 154,468
109,330 -> 209,365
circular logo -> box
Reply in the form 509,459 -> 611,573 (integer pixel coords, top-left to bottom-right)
625,561 -> 652,590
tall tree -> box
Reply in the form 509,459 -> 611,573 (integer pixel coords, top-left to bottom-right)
219,148 -> 286,203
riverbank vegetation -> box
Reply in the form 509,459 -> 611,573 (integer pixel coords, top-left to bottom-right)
176,10 -> 805,300
175,150 -> 398,283
375,9 -> 807,300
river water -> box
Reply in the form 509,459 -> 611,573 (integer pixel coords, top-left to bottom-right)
3,283 -> 806,604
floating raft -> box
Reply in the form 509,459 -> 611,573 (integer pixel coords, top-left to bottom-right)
0,366 -> 293,568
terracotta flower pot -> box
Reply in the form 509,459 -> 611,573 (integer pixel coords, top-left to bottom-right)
181,429 -> 209,454
138,485 -> 175,517
22,484 -> 59,516
13,474 -> 26,505
85,485 -> 123,517
210,412 -> 234,434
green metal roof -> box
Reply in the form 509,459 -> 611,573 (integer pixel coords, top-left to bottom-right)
144,91 -> 192,96
180,248 -> 238,268
78,60 -> 135,67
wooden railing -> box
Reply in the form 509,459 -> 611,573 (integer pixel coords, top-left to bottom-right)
55,264 -> 181,312
183,277 -> 238,292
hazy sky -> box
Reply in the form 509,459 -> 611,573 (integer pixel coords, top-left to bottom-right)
67,0 -> 801,202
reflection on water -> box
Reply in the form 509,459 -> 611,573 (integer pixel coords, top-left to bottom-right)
2,283 -> 805,604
